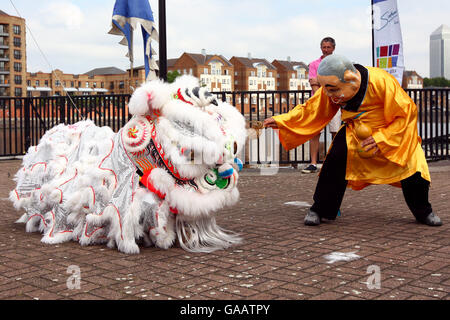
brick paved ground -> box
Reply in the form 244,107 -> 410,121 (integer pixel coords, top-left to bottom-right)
0,159 -> 449,301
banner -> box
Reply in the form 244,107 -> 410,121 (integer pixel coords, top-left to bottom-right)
372,0 -> 404,85
109,0 -> 159,81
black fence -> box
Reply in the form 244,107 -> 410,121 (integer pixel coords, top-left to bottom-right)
1,88 -> 449,164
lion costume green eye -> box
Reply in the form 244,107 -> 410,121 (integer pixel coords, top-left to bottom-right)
203,169 -> 229,190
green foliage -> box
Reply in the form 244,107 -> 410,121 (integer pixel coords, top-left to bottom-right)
167,70 -> 181,83
423,77 -> 450,87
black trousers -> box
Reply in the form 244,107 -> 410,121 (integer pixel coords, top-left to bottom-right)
310,127 -> 432,221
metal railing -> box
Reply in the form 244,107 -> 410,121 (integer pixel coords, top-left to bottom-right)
0,89 -> 449,164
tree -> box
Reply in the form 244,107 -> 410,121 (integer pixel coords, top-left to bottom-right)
167,70 -> 181,83
423,77 -> 450,87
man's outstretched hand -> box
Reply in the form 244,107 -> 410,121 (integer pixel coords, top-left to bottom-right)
360,136 -> 380,155
263,118 -> 278,129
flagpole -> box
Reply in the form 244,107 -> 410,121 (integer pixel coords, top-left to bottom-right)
371,0 -> 375,67
158,0 -> 167,81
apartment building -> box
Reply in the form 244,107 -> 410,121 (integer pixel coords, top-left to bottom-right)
26,67 -> 124,97
402,70 -> 423,89
272,58 -> 310,91
0,10 -> 27,97
230,54 -> 277,91
169,50 -> 233,92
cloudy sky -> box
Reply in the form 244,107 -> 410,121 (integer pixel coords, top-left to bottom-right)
3,0 -> 449,78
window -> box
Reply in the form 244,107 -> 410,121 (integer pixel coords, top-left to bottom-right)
14,62 -> 22,72
269,72 -> 272,77
55,80 -> 61,86
85,82 -> 89,88
15,87 -> 22,97
27,80 -> 31,86
14,50 -> 21,59
101,82 -> 104,88
119,81 -> 124,89
13,37 -> 21,47
204,68 -> 208,75
35,80 -> 40,86
71,81 -> 74,87
93,82 -> 97,88
45,80 -> 49,87
78,81 -> 81,87
250,71 -> 255,76
14,75 -> 22,84
13,25 -> 21,35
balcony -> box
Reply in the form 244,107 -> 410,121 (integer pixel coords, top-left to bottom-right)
0,25 -> 8,37
0,67 -> 10,75
0,53 -> 9,62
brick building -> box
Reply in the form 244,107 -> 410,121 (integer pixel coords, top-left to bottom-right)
272,58 -> 310,91
0,10 -> 27,97
169,50 -> 233,92
230,54 -> 277,91
402,70 -> 423,89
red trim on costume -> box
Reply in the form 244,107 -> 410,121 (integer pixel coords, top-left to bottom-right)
57,155 -> 68,175
98,139 -> 118,189
48,210 -> 72,238
59,169 -> 78,187
85,224 -> 103,238
150,124 -> 190,181
31,162 -> 47,172
97,204 -> 124,241
140,170 -> 166,200
176,88 -> 193,105
55,188 -> 63,204
89,186 -> 96,206
28,214 -> 47,227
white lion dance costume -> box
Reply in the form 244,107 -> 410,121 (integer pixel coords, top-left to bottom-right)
10,76 -> 247,254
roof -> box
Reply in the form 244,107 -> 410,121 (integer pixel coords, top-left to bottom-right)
273,59 -> 309,71
0,10 -> 9,16
403,70 -> 423,78
154,58 -> 178,68
431,24 -> 450,36
185,53 -> 233,66
231,57 -> 276,70
84,67 -> 126,77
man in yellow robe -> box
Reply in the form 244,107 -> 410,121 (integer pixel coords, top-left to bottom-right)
263,54 -> 442,227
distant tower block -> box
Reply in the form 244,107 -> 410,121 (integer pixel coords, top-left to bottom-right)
430,24 -> 450,79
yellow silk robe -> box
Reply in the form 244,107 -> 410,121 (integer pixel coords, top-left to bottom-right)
273,66 -> 430,190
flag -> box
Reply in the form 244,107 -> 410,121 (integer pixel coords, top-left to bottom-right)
372,0 -> 404,85
109,0 -> 159,81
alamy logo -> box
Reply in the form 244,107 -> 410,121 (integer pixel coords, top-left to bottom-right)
366,265 -> 381,290
66,265 -> 81,290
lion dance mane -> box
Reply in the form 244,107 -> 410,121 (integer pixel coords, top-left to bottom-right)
10,76 -> 247,254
